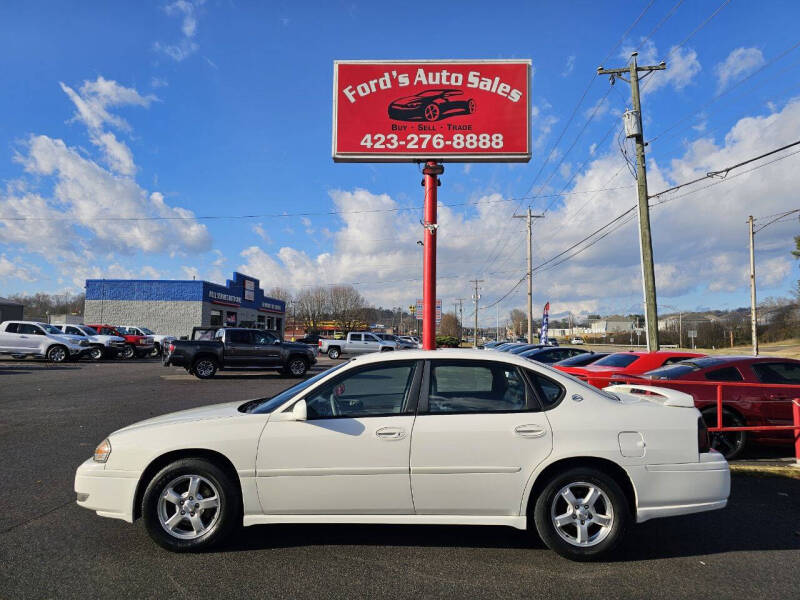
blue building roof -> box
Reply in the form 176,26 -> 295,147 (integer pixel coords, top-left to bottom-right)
85,271 -> 285,313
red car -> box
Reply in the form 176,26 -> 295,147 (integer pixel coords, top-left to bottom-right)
554,350 -> 705,378
87,324 -> 155,359
618,356 -> 800,459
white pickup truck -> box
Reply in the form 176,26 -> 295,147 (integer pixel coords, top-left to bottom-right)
318,331 -> 397,359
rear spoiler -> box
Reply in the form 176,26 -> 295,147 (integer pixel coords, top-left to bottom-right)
603,384 -> 696,408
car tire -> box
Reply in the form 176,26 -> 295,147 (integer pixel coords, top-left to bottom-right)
88,346 -> 105,361
121,344 -> 135,360
286,357 -> 308,377
701,408 -> 747,460
46,345 -> 68,363
327,348 -> 340,359
193,357 -> 218,379
424,103 -> 440,121
150,344 -> 161,358
141,458 -> 240,552
533,467 -> 629,562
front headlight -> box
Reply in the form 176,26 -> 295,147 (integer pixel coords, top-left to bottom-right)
93,439 -> 112,463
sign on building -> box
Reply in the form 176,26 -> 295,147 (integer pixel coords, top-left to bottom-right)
333,60 -> 531,162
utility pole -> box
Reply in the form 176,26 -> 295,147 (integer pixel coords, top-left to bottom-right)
513,208 -> 544,343
599,52 -> 665,352
455,298 -> 465,343
471,280 -> 483,347
748,215 -> 759,355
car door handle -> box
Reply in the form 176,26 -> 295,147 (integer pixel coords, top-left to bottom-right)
375,427 -> 406,440
514,424 -> 547,438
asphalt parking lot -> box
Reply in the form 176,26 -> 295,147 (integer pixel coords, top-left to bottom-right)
0,357 -> 798,599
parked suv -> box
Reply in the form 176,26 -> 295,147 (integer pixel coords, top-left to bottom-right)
87,324 -> 155,359
52,324 -> 126,361
0,320 -> 90,362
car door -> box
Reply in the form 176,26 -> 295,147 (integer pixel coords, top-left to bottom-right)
362,333 -> 383,354
14,323 -> 46,352
409,359 -> 553,516
223,330 -> 255,365
346,333 -> 363,354
255,360 -> 422,514
750,362 -> 800,426
0,322 -> 22,352
252,330 -> 282,366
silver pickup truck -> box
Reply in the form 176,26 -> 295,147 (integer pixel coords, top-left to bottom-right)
318,331 -> 397,359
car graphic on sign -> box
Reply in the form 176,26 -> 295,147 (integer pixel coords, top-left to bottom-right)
388,89 -> 476,122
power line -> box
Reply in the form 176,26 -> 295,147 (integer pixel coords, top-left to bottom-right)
754,209 -> 800,233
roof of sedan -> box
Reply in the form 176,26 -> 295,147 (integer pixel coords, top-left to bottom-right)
348,348 -> 538,369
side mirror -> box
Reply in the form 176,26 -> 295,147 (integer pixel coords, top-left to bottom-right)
292,400 -> 307,421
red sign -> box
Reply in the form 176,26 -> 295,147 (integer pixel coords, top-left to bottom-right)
333,60 -> 531,163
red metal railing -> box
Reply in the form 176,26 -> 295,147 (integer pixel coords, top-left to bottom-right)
577,375 -> 800,464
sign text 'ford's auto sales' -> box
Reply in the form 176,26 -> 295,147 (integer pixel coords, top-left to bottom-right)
333,60 -> 531,162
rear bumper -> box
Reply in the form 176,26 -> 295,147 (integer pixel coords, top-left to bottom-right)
74,458 -> 139,523
632,451 -> 730,523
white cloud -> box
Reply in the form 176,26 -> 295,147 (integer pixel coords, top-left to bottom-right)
584,97 -> 609,119
150,77 -> 169,89
155,0 -> 205,62
0,254 -> 38,281
715,47 -> 765,91
237,98 -> 800,323
0,77 -> 212,288
252,223 -> 272,243
531,100 -> 559,151
562,55 -> 575,77
620,39 -> 701,95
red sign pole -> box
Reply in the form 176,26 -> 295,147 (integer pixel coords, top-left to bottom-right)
422,161 -> 443,350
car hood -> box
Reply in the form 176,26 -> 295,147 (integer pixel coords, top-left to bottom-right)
90,335 -> 126,343
114,401 -> 247,434
53,333 -> 84,345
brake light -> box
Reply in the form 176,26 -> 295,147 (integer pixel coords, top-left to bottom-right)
318,340 -> 322,347
698,417 -> 710,453
168,343 -> 175,353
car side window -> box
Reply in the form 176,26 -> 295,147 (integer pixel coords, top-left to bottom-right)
304,362 -> 417,419
662,356 -> 687,366
427,361 -> 528,414
227,330 -> 252,344
19,324 -> 43,335
350,333 -> 362,342
526,369 -> 566,409
705,367 -> 744,382
752,362 -> 800,384
253,331 -> 276,345
66,326 -> 82,336
5,323 -> 19,333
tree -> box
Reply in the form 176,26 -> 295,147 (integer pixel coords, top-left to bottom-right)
509,308 -> 527,337
266,286 -> 292,303
9,292 -> 85,321
328,285 -> 366,332
295,286 -> 329,331
439,312 -> 460,338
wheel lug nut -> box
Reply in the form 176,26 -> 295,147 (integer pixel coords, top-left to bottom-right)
180,510 -> 185,515
190,512 -> 195,517
189,496 -> 193,501
572,514 -> 577,519
584,504 -> 589,509
580,520 -> 585,525
194,503 -> 199,509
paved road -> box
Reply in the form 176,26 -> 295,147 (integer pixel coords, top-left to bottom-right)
0,357 -> 798,599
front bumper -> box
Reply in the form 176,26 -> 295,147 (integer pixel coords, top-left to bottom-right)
74,458 -> 139,522
632,451 -> 730,523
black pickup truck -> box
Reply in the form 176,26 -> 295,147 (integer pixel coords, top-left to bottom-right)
163,327 -> 317,379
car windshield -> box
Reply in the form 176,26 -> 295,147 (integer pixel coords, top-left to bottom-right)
644,363 -> 701,379
593,353 -> 639,368
139,327 -> 154,335
557,353 -> 606,367
40,323 -> 63,334
242,363 -> 348,414
78,325 -> 98,335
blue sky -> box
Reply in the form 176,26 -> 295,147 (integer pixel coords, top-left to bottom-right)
1,0 -> 799,323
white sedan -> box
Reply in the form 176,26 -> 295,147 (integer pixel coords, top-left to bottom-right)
75,349 -> 729,561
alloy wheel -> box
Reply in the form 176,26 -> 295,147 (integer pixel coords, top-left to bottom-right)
157,474 -> 221,540
48,347 -> 67,362
195,360 -> 215,378
550,481 -> 614,547
289,359 -> 306,376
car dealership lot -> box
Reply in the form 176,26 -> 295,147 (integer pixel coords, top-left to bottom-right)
1,358 -> 798,599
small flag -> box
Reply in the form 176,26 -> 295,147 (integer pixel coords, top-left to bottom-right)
539,302 -> 550,344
